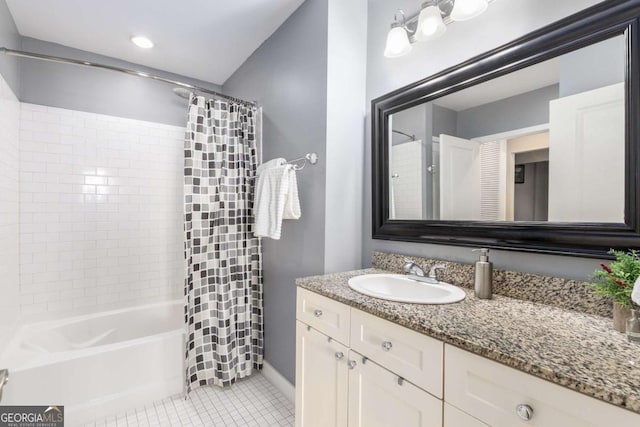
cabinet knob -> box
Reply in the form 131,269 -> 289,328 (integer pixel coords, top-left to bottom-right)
335,352 -> 344,361
381,341 -> 393,351
347,360 -> 357,370
515,404 -> 533,421
313,309 -> 323,317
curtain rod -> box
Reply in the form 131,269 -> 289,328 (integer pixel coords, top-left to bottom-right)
392,129 -> 416,141
0,47 -> 257,108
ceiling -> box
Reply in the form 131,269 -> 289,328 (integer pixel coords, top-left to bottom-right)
6,0 -> 305,85
433,58 -> 560,111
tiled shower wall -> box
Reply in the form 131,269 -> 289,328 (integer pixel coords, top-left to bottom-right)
0,74 -> 20,321
18,103 -> 185,314
391,141 -> 423,219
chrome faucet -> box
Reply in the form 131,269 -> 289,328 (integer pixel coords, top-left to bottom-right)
0,369 -> 8,403
403,258 -> 446,284
403,258 -> 426,277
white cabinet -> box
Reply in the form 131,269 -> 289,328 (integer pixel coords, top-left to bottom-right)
295,321 -> 349,427
296,289 -> 443,427
350,309 -> 443,398
347,352 -> 442,427
295,289 -> 640,427
297,289 -> 351,345
444,403 -> 488,427
444,344 -> 639,427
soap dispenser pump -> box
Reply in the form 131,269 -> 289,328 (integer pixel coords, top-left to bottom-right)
473,248 -> 493,299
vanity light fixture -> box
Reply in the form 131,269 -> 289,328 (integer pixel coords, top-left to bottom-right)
384,0 -> 492,58
415,2 -> 446,41
384,10 -> 414,58
450,0 -> 489,21
131,36 -> 154,49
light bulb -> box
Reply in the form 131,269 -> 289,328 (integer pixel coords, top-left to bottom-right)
450,0 -> 488,22
415,5 -> 446,42
384,26 -> 412,58
131,36 -> 154,49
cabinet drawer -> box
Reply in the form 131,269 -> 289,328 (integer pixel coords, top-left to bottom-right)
350,308 -> 444,398
296,288 -> 350,345
444,403 -> 488,427
348,350 -> 442,427
444,344 -> 640,427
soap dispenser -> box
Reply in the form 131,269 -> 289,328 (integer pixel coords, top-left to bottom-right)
473,248 -> 493,299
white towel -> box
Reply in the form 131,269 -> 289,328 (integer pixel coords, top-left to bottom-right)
254,158 -> 301,239
633,275 -> 640,305
283,167 -> 301,220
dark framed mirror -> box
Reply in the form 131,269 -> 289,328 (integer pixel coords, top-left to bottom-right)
372,0 -> 640,258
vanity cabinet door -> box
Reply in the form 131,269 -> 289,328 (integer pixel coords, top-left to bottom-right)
347,350 -> 442,427
444,344 -> 640,427
295,321 -> 349,427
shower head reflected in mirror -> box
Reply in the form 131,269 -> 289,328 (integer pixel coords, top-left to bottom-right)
172,87 -> 192,99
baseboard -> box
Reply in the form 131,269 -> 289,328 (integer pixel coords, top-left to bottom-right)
261,360 -> 295,403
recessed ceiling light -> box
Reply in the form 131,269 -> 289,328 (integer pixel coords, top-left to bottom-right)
131,36 -> 154,49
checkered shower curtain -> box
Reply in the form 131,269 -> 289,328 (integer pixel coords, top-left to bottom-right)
183,96 -> 263,391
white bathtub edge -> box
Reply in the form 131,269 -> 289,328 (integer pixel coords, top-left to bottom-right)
68,374 -> 184,426
262,360 -> 294,403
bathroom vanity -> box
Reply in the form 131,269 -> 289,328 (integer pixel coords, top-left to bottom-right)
294,259 -> 640,427
296,3 -> 640,425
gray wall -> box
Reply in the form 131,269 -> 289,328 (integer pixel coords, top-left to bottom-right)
392,104 -> 427,145
363,0 -> 606,281
0,0 -> 20,94
514,161 -> 549,222
432,104 -> 457,137
534,162 -> 549,221
559,35 -> 624,97
223,0 -> 329,384
398,83 -> 557,144
19,37 -> 222,126
393,103 -> 456,144
456,84 -> 558,139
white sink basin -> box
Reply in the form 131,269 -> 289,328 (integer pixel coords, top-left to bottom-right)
348,274 -> 466,304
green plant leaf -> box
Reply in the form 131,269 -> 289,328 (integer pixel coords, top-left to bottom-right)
590,250 -> 640,308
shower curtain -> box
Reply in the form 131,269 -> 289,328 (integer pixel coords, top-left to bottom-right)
183,96 -> 263,391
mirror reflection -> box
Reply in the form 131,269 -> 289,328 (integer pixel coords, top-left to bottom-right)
389,35 -> 625,223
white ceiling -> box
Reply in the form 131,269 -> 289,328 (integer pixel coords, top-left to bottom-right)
434,58 -> 560,111
6,0 -> 305,85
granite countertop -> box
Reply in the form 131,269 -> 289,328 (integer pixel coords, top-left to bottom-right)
296,268 -> 640,414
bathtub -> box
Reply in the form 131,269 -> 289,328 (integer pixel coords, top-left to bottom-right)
0,300 -> 185,426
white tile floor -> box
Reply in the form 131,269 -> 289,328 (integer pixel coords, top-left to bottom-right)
83,373 -> 294,427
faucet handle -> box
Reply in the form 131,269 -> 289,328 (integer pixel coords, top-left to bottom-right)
403,258 -> 426,277
403,258 -> 416,270
428,264 -> 446,280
